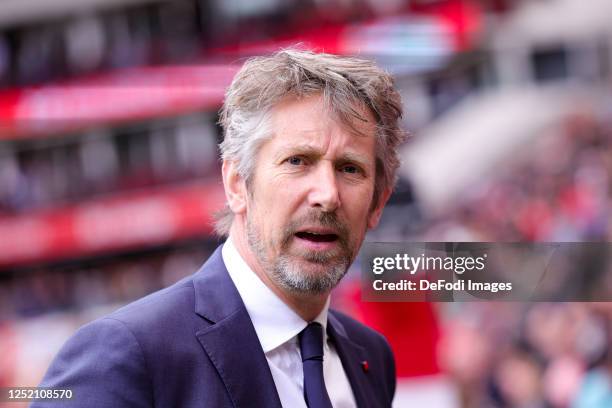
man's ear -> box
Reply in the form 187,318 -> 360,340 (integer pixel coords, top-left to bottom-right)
222,160 -> 247,215
367,187 -> 392,229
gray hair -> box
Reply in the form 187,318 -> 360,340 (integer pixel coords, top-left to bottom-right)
215,48 -> 405,236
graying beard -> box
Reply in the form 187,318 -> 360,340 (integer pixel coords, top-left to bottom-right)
246,217 -> 351,295
273,255 -> 349,294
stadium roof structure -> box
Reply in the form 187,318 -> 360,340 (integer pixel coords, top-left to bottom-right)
495,0 -> 612,45
401,85 -> 578,214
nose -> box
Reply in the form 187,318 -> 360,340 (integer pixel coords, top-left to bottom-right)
307,162 -> 340,212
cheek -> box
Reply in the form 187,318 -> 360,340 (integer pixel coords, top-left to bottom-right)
256,192 -> 289,234
350,185 -> 374,214
347,190 -> 377,231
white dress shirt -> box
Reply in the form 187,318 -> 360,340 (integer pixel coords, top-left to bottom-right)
222,237 -> 357,408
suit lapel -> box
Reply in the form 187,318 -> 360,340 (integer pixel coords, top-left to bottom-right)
327,313 -> 371,408
193,246 -> 282,408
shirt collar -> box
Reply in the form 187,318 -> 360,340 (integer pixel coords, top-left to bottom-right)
222,236 -> 330,353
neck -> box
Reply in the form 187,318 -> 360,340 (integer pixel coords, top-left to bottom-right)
228,222 -> 329,322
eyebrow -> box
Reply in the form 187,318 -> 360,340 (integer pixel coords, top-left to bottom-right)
275,144 -> 372,168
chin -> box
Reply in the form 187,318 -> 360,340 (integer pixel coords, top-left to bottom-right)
273,257 -> 349,294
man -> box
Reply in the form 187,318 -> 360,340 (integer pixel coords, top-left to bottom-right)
33,49 -> 405,407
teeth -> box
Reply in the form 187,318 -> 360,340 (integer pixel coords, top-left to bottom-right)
299,231 -> 334,236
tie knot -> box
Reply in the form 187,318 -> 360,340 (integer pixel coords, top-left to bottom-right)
299,322 -> 324,362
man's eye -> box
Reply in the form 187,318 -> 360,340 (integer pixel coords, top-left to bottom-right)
341,164 -> 361,175
287,156 -> 304,166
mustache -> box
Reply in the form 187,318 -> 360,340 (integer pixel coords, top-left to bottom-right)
282,210 -> 350,247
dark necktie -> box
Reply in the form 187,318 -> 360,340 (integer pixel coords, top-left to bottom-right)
299,322 -> 333,408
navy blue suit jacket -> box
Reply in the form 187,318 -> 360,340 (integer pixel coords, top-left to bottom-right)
33,246 -> 396,407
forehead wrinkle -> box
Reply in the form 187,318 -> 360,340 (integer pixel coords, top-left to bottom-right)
268,95 -> 376,165
274,143 -> 325,161
271,94 -> 375,141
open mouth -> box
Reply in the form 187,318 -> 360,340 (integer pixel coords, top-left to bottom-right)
295,231 -> 338,243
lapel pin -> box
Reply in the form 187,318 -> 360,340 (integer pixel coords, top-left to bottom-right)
361,360 -> 369,373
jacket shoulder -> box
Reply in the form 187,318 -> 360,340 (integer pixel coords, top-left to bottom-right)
108,275 -> 196,328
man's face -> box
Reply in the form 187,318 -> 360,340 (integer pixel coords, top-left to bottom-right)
244,95 -> 387,294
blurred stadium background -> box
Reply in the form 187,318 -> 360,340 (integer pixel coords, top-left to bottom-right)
1,0 -> 612,407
